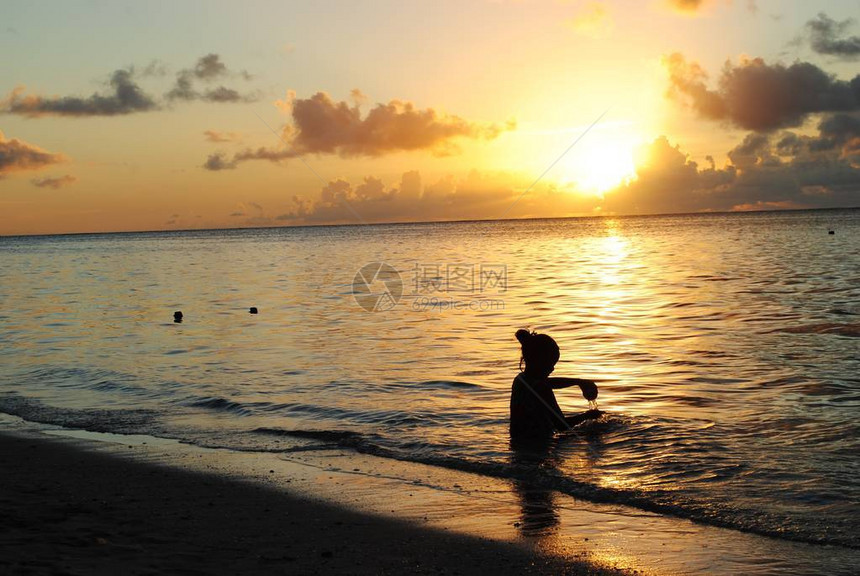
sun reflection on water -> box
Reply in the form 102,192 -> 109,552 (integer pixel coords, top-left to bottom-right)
2,211 -> 859,552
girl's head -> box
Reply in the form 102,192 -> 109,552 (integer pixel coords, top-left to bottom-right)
515,329 -> 560,376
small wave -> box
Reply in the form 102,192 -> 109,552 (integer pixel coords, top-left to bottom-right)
252,427 -> 364,443
185,396 -> 256,415
382,380 -> 484,392
454,370 -> 495,377
775,322 -> 860,337
416,380 -> 483,390
828,308 -> 860,316
0,394 -> 156,435
247,413 -> 859,550
4,394 -> 855,549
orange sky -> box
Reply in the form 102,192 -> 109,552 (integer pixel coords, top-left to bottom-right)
1,0 -> 859,235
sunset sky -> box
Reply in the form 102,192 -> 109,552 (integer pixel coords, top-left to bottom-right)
2,0 -> 859,235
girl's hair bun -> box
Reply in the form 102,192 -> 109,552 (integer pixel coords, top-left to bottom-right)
515,329 -> 532,345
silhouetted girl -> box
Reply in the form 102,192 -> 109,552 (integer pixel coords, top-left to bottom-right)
510,329 -> 600,439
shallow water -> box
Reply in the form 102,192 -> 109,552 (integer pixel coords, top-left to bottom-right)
1,209 -> 858,552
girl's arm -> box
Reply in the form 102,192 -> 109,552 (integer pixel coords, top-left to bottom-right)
547,377 -> 598,400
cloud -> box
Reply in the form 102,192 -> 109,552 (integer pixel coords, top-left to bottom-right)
203,87 -> 244,103
193,53 -> 228,80
203,130 -> 241,143
568,2 -> 613,38
771,113 -> 860,158
140,60 -> 169,78
202,152 -> 237,171
350,88 -> 369,106
806,13 -> 860,59
664,53 -> 860,131
202,146 -> 296,170
289,92 -> 514,157
204,91 -> 515,170
1,54 -> 257,118
0,130 -> 64,176
2,69 -> 159,118
603,136 -> 737,214
166,53 -> 257,103
31,174 -> 77,189
273,170 -> 597,225
256,125 -> 859,226
603,123 -> 860,214
228,202 -> 265,221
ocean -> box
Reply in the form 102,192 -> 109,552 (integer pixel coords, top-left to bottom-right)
1,209 -> 858,552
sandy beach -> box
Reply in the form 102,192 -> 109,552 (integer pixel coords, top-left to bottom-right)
0,429 -> 625,576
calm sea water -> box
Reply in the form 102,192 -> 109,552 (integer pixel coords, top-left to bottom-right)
1,210 -> 858,550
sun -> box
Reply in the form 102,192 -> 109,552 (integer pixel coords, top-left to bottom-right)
559,124 -> 640,195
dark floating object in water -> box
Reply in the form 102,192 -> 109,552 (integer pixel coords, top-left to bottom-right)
173,311 -> 183,323
828,230 -> 835,235
249,307 -> 258,314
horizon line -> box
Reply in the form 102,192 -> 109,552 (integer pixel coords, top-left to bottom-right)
2,205 -> 857,240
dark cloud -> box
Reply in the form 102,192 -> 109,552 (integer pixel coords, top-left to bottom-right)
166,73 -> 195,101
204,87 -> 244,103
202,146 -> 294,170
205,91 -> 515,170
140,60 -> 169,77
166,54 -> 257,103
603,137 -> 737,214
31,174 -> 77,189
2,69 -> 158,118
2,53 -> 256,118
820,113 -> 860,142
773,113 -> 860,156
727,133 -> 775,168
664,53 -> 860,131
288,92 -> 515,157
202,152 -> 237,171
0,130 -> 64,175
193,54 -> 228,80
604,124 -> 860,215
806,13 -> 860,59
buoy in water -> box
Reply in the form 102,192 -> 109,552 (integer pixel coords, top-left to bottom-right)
173,311 -> 183,323
828,230 -> 835,235
249,307 -> 258,314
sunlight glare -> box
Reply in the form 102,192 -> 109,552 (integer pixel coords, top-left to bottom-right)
560,124 -> 640,195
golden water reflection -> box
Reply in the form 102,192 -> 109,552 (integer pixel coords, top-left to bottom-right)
2,211 -> 859,553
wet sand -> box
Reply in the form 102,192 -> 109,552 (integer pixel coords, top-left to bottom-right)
0,431 -> 622,575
